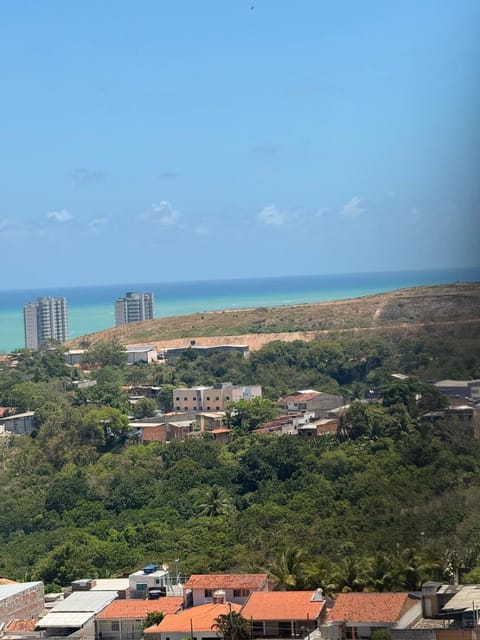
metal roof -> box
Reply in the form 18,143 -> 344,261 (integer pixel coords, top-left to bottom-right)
36,612 -> 94,628
48,590 -> 116,614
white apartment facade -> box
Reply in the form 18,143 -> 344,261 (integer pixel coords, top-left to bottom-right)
24,296 -> 69,349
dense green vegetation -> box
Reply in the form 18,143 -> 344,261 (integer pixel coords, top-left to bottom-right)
0,332 -> 479,592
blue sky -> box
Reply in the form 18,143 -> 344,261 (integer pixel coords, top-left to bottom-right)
0,0 -> 479,288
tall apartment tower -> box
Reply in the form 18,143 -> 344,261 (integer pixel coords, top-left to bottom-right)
115,291 -> 154,326
24,296 -> 69,349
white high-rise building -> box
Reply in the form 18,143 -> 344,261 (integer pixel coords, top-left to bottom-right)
114,292 -> 154,326
23,297 -> 69,349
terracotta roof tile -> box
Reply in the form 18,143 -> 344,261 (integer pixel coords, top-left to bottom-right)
326,593 -> 413,624
145,603 -> 242,634
278,392 -> 321,403
97,598 -> 184,619
6,619 -> 39,631
241,591 -> 326,621
184,574 -> 268,591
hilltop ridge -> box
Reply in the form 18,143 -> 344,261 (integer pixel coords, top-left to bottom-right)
67,281 -> 480,351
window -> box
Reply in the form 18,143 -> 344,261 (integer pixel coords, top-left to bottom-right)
193,406 -> 197,410
111,622 -> 120,632
176,397 -> 180,401
206,396 -> 210,400
204,589 -> 214,598
136,583 -> 147,591
176,406 -> 180,410
184,407 -> 188,411
233,589 -> 250,597
215,396 -> 219,400
184,397 -> 188,401
216,407 -> 220,411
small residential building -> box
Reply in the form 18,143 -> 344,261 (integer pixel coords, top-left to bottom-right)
197,411 -> 226,432
125,346 -> 158,365
0,582 -> 44,626
0,411 -> 35,435
129,421 -> 168,444
36,590 -> 117,639
183,574 -> 269,608
277,390 -> 347,418
129,566 -> 172,600
65,349 -> 86,366
390,582 -> 480,639
297,418 -> 338,438
95,597 -> 183,640
173,383 -> 262,413
321,592 -> 421,640
434,380 -> 480,402
144,602 -> 242,640
241,589 -> 327,638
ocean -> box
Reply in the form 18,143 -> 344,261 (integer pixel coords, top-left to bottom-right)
0,267 -> 479,354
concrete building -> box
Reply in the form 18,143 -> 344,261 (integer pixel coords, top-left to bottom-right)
277,390 -> 348,418
434,379 -> 480,402
36,591 -> 117,639
173,383 -> 262,412
115,292 -> 154,327
125,345 -> 158,364
24,297 -> 69,349
0,581 -> 44,626
183,574 -> 269,608
0,411 -> 35,435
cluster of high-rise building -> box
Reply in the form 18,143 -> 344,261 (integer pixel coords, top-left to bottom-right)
23,291 -> 155,349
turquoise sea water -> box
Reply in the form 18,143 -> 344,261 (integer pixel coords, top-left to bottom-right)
0,267 -> 479,354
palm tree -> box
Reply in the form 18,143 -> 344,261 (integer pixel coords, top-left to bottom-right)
212,611 -> 251,640
267,547 -> 306,590
196,485 -> 234,517
329,555 -> 372,593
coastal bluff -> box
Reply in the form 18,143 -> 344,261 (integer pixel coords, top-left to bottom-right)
67,281 -> 480,352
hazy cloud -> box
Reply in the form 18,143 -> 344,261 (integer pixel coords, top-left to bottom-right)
47,209 -> 73,222
0,217 -> 27,234
340,196 -> 365,217
141,200 -> 181,226
73,168 -> 105,186
258,204 -> 285,226
89,217 -> 109,229
252,143 -> 282,156
158,171 -> 178,180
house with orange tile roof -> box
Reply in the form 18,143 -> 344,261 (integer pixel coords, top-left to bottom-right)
144,602 -> 242,640
240,589 -> 327,638
183,574 -> 269,607
95,597 -> 184,640
321,592 -> 421,640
